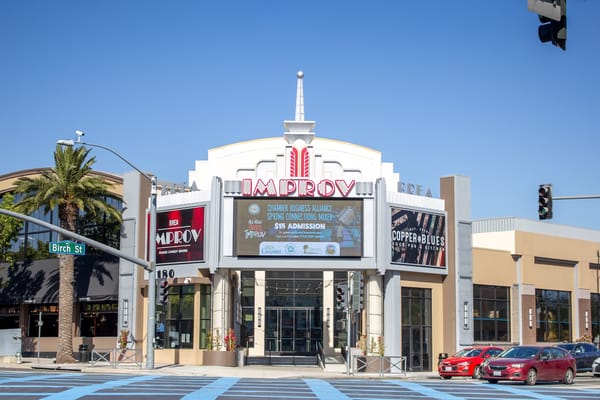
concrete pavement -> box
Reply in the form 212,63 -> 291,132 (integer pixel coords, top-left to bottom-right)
0,356 -> 439,380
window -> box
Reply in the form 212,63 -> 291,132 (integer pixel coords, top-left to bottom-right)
199,284 -> 211,349
240,271 -> 255,348
80,302 -> 118,337
536,289 -> 571,342
8,193 -> 121,260
401,287 -> 432,372
473,285 -> 510,342
0,306 -> 19,329
163,285 -> 194,349
28,305 -> 58,337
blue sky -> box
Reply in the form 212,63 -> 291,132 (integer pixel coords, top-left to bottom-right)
2,1 -> 599,229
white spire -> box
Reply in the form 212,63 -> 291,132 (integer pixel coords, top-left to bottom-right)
295,70 -> 305,122
284,70 -> 315,144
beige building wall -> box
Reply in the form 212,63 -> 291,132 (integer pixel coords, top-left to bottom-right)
473,219 -> 600,345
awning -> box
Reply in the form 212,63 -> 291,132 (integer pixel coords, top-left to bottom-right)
0,255 -> 119,304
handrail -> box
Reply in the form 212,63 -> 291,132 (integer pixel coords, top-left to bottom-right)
316,342 -> 326,370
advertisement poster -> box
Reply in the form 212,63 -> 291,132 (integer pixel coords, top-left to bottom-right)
235,198 -> 363,257
391,207 -> 446,267
154,206 -> 205,265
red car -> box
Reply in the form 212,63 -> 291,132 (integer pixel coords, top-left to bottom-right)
438,346 -> 503,379
481,345 -> 576,385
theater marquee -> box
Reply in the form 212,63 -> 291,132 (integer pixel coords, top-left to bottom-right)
391,207 -> 446,268
153,206 -> 205,265
235,198 -> 363,257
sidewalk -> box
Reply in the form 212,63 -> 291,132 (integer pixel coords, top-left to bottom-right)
0,356 -> 439,380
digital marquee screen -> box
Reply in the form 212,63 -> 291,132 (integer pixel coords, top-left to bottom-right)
153,206 -> 205,265
234,198 -> 363,257
390,207 -> 446,268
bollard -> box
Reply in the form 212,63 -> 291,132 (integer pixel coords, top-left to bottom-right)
15,351 -> 22,364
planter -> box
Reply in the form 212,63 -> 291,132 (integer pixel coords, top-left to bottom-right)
203,351 -> 236,367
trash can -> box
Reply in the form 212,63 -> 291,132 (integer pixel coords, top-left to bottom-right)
79,344 -> 90,363
438,352 -> 448,366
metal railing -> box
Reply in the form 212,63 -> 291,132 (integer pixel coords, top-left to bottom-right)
316,342 -> 326,370
89,347 -> 142,369
350,355 -> 407,376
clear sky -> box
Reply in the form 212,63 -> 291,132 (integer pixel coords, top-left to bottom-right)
2,1 -> 599,230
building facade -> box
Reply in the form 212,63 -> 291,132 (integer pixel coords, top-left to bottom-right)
2,73 -> 599,370
117,72 -> 471,370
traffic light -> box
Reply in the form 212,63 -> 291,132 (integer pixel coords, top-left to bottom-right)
357,278 -> 364,310
159,280 -> 170,305
528,0 -> 567,51
335,282 -> 347,310
538,184 -> 553,220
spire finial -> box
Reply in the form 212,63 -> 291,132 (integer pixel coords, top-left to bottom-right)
295,70 -> 304,122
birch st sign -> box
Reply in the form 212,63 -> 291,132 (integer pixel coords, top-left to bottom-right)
49,240 -> 86,255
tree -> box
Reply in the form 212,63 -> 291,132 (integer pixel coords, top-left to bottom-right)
0,193 -> 23,264
14,144 -> 122,363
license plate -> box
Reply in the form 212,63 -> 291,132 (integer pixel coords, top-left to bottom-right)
493,371 -> 501,376
445,367 -> 452,371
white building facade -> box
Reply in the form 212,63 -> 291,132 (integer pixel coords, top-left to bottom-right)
118,72 -> 472,370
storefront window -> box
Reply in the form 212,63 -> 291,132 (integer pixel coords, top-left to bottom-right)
473,285 -> 510,342
0,306 -> 19,329
80,302 -> 118,337
536,289 -> 571,342
28,305 -> 58,337
163,285 -> 194,349
199,284 -> 211,349
240,271 -> 255,348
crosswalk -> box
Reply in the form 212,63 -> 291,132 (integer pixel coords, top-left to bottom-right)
0,370 -> 599,399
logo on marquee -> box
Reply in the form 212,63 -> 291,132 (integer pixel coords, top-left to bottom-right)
241,178 -> 356,198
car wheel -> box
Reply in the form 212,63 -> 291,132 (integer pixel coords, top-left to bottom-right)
487,379 -> 498,384
526,368 -> 537,385
442,376 -> 452,380
472,366 -> 482,379
562,368 -> 575,384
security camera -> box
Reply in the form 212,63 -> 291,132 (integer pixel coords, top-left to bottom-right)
75,130 -> 85,142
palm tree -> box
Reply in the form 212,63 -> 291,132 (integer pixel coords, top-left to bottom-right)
14,144 -> 122,363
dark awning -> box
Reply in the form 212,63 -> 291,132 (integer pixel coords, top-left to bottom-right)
0,255 -> 119,304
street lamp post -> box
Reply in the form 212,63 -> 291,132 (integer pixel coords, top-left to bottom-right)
57,135 -> 157,369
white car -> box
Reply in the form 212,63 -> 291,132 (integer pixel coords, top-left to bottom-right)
593,357 -> 600,377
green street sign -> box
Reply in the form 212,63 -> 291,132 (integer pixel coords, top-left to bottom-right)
49,240 -> 86,255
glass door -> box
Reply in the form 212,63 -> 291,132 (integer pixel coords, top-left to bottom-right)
265,307 -> 322,355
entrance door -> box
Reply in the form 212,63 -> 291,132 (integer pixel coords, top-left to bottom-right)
265,307 -> 322,355
264,271 -> 324,355
401,287 -> 432,372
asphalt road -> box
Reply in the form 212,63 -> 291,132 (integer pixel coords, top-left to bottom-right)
0,370 -> 600,400
0,370 -> 599,399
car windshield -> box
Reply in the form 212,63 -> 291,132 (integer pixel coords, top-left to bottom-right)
463,349 -> 482,357
556,343 -> 575,351
453,348 -> 482,357
498,346 -> 539,359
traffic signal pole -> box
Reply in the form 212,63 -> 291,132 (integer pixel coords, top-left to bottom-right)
346,271 -> 353,375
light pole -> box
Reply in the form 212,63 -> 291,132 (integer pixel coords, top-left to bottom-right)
57,133 -> 157,369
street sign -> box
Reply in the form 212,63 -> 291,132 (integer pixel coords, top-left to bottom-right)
49,240 -> 86,255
